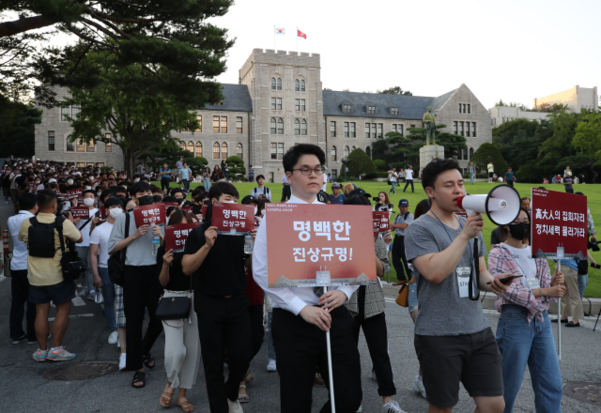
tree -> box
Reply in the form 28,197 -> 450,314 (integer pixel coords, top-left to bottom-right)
145,143 -> 208,176
493,100 -> 528,110
436,132 -> 467,160
347,148 -> 375,177
373,159 -> 387,170
573,109 -> 601,182
377,86 -> 412,96
226,156 -> 246,180
535,103 -> 568,113
470,143 -> 507,176
492,118 -> 541,161
0,94 -> 41,157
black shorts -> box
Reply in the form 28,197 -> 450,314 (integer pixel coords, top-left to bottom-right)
488,172 -> 494,178
29,281 -> 76,305
415,327 -> 503,408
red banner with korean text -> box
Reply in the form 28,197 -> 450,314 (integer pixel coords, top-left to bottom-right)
212,202 -> 255,234
133,204 -> 166,227
181,206 -> 194,214
531,188 -> 588,258
202,204 -> 207,217
372,211 -> 390,235
99,203 -> 107,221
164,222 -> 203,252
66,188 -> 83,204
157,202 -> 178,208
70,206 -> 90,219
266,204 -> 377,287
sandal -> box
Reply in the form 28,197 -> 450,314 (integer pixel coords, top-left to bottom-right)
132,371 -> 146,389
238,383 -> 250,403
244,370 -> 253,384
160,385 -> 175,407
143,354 -> 156,369
177,397 -> 195,412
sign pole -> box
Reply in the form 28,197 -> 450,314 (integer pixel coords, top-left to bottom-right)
317,269 -> 336,413
556,246 -> 564,360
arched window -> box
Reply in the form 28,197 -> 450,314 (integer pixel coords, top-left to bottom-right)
187,141 -> 194,153
236,143 -> 243,159
366,146 -> 371,157
270,118 -> 277,134
277,78 -> 282,90
179,141 -> 186,151
277,118 -> 284,134
195,142 -> 202,157
331,146 -> 337,162
469,147 -> 474,159
271,78 -> 276,90
295,79 -> 300,91
221,142 -> 228,159
213,142 -> 220,159
351,146 -> 356,151
300,80 -> 305,92
294,119 -> 300,135
344,146 -> 350,157
301,119 -> 307,135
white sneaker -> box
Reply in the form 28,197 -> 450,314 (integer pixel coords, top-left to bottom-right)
117,339 -> 121,348
371,369 -> 377,381
119,353 -> 126,370
266,359 -> 276,372
413,375 -> 427,399
108,331 -> 118,345
382,400 -> 406,413
227,398 -> 244,413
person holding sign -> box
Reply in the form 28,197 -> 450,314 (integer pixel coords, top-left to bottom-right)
488,207 -> 564,413
390,199 -> 413,285
405,159 -> 512,413
252,144 -> 363,413
75,190 -> 99,301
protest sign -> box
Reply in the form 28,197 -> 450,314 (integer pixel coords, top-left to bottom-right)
372,211 -> 390,235
202,204 -> 207,217
181,206 -> 194,214
133,204 -> 166,227
66,188 -> 83,204
212,202 -> 254,234
164,223 -> 203,252
70,206 -> 90,219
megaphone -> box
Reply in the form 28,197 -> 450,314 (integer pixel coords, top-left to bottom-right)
456,185 -> 521,226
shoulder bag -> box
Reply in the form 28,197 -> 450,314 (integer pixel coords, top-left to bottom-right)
107,213 -> 130,287
56,217 -> 87,283
395,277 -> 415,307
155,265 -> 193,323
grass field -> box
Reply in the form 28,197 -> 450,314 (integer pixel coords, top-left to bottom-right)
161,180 -> 601,298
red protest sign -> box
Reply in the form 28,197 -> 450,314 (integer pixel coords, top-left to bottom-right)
202,204 -> 207,217
531,188 -> 588,258
70,206 -> 90,219
266,204 -> 377,287
372,211 -> 390,235
66,188 -> 83,203
212,202 -> 255,234
182,206 -> 194,214
164,223 -> 203,251
99,203 -> 107,220
133,204 -> 166,227
157,202 -> 178,208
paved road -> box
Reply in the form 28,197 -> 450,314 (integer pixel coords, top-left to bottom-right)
1,200 -> 601,412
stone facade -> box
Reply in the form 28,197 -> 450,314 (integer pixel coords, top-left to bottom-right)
535,85 -> 598,112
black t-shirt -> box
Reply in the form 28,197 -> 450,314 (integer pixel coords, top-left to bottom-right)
183,221 -> 247,298
192,203 -> 202,215
156,245 -> 191,292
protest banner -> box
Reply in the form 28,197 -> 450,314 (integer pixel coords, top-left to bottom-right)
99,203 -> 107,220
181,206 -> 194,214
164,223 -> 203,252
133,204 -> 166,227
372,211 -> 390,235
266,204 -> 377,287
157,202 -> 178,208
70,206 -> 90,219
212,202 -> 255,235
202,204 -> 207,217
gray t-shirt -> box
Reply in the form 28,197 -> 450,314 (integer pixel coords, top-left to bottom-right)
405,214 -> 488,336
108,211 -> 164,267
393,212 -> 413,237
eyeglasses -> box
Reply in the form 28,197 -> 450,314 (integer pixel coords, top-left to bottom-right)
292,167 -> 326,176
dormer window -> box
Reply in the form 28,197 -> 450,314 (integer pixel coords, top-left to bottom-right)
367,105 -> 376,114
390,107 -> 399,115
342,104 -> 352,113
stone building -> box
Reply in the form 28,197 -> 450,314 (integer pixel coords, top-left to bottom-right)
34,49 -> 492,178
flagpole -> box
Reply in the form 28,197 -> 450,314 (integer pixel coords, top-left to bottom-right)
273,25 -> 275,51
296,27 -> 298,53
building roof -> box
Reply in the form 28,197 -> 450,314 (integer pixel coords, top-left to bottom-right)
199,84 -> 252,112
322,89 -> 457,120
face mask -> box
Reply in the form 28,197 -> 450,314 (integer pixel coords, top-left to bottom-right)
137,195 -> 154,206
97,192 -> 102,197
153,194 -> 163,203
254,206 -> 258,215
83,198 -> 95,207
85,186 -> 92,190
134,178 -> 140,183
508,223 -> 529,241
35,181 -> 40,184
109,208 -> 123,219
67,179 -> 74,185
50,183 -> 57,189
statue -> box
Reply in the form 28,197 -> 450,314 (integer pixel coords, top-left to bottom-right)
423,106 -> 436,145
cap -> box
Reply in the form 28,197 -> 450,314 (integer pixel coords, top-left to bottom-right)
331,182 -> 342,189
348,188 -> 371,198
398,199 -> 409,207
316,191 -> 329,203
241,195 -> 258,205
48,178 -> 57,183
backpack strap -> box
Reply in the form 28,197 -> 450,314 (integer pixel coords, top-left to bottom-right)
55,216 -> 67,254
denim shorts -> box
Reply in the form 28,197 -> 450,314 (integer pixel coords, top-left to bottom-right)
408,281 -> 418,314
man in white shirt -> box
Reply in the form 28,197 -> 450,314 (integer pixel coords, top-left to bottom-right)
321,171 -> 329,192
74,190 -> 99,300
253,144 -> 362,413
403,165 -> 415,193
8,193 -> 39,344
250,174 -> 272,201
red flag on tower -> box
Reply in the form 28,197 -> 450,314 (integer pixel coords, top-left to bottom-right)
297,29 -> 307,39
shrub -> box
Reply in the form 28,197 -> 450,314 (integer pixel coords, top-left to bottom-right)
347,148 -> 376,178
373,159 -> 387,170
470,143 -> 507,176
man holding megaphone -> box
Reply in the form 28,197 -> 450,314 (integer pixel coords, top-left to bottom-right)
405,159 -> 516,413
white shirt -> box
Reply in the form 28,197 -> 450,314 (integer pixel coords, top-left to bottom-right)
89,221 -> 114,268
9,173 -> 20,189
8,211 -> 35,270
405,169 -> 414,180
251,186 -> 272,201
321,174 -> 329,192
503,244 -> 537,279
76,208 -> 98,247
252,193 -> 358,316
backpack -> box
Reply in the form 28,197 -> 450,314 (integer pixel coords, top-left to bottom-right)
28,216 -> 65,258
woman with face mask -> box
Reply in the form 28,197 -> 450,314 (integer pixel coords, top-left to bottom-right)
488,208 -> 565,413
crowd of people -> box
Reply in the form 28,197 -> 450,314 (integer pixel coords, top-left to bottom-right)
3,146 -> 593,413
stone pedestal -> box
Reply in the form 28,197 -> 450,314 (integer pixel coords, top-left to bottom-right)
420,145 -> 445,170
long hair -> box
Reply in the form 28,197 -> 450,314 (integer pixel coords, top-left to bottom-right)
378,191 -> 390,205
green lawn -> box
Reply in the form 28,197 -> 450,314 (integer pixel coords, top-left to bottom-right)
160,180 -> 601,298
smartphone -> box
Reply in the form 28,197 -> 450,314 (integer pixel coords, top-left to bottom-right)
486,275 -> 524,285
591,263 -> 601,269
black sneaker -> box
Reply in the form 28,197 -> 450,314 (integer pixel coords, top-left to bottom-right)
12,335 -> 26,345
552,318 -> 568,323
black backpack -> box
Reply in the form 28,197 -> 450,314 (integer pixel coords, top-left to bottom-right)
28,216 -> 65,258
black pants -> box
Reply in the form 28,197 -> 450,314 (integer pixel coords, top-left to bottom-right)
123,265 -> 164,371
281,184 -> 291,202
161,178 -> 171,192
182,179 -> 190,191
353,286 -> 396,397
403,179 -> 414,192
10,270 -> 36,340
392,235 -> 411,281
196,292 -> 251,413
272,307 -> 362,413
506,180 -> 513,188
248,303 -> 265,359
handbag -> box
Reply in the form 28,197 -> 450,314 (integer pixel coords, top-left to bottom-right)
57,220 -> 87,283
395,277 -> 415,307
155,262 -> 193,322
3,252 -> 12,277
108,213 -> 130,287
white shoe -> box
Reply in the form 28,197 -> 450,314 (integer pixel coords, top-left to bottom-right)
413,375 -> 427,399
227,398 -> 244,413
119,353 -> 126,370
108,331 -> 118,345
266,359 -> 276,372
371,369 -> 377,381
117,339 -> 121,348
356,405 -> 363,412
382,400 -> 406,413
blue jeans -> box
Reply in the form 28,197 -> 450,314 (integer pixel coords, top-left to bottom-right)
203,178 -> 211,192
470,173 -> 475,184
408,281 -> 418,314
578,274 -> 588,301
496,305 -> 562,413
98,267 -> 117,331
389,181 -> 396,194
267,312 -> 276,360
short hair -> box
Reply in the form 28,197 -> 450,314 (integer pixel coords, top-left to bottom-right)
282,144 -> 326,173
100,188 -> 115,203
162,195 -> 178,203
521,197 -> 531,202
256,174 -> 265,181
83,189 -> 95,197
150,185 -> 162,194
129,181 -> 151,197
421,158 -> 462,192
209,182 -> 239,201
37,189 -> 57,210
170,188 -> 184,197
104,197 -> 124,209
18,192 -> 38,211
